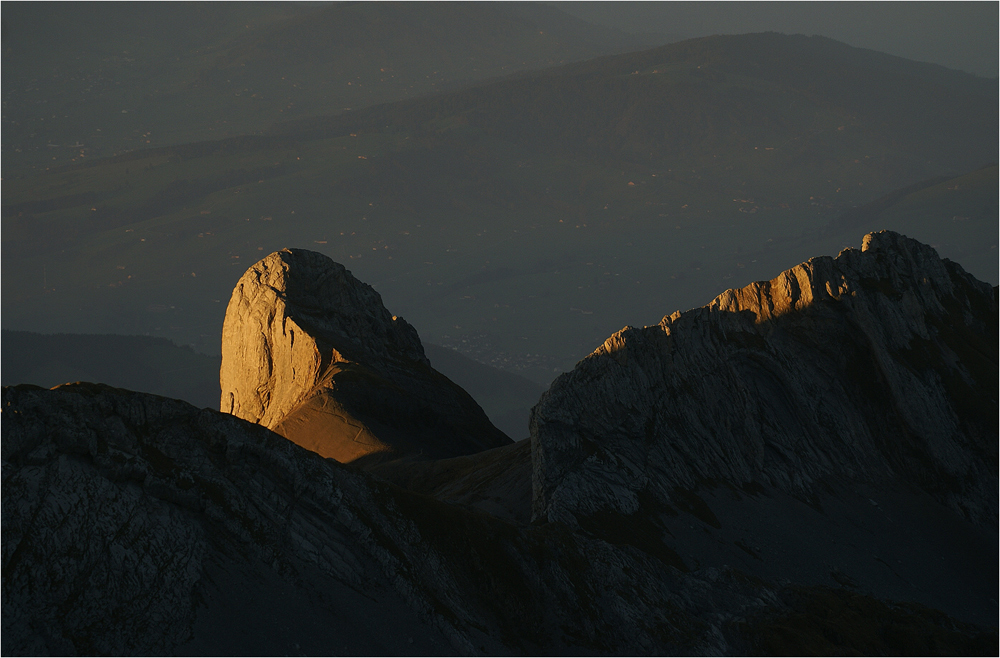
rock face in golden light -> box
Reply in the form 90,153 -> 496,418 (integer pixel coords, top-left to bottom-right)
220,248 -> 510,464
532,231 -> 998,529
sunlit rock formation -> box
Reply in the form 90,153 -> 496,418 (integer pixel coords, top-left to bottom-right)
531,230 -> 998,529
220,248 -> 510,464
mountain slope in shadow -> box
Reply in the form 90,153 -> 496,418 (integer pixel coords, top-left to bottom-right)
532,230 -> 997,625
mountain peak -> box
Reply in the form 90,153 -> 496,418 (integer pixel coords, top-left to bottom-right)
221,248 -> 510,465
693,230 -> 960,326
532,231 -> 997,527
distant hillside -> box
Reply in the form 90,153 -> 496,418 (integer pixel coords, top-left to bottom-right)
277,32 -> 994,183
3,32 -> 995,381
825,164 -> 998,279
0,331 -> 222,409
1,1 -> 658,173
424,344 -> 544,440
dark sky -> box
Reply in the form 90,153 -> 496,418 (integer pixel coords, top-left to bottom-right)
556,1 -> 999,77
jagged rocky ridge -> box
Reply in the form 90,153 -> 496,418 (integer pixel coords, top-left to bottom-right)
3,231 -> 998,655
220,248 -> 510,465
532,231 -> 998,530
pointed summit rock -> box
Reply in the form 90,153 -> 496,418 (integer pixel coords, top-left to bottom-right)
221,248 -> 510,464
531,231 -> 998,528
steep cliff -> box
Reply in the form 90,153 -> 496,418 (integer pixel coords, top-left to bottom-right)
220,248 -> 510,464
523,230 -> 998,633
532,230 -> 997,529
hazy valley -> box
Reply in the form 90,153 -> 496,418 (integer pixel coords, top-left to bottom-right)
3,19 -> 996,383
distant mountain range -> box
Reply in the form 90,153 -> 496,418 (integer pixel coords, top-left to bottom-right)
3,26 -> 996,382
1,1 -> 659,172
0,331 -> 221,409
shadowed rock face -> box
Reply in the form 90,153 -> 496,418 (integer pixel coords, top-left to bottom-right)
5,383 -> 994,656
531,231 -> 998,529
2,383 -> 453,656
220,248 -> 510,464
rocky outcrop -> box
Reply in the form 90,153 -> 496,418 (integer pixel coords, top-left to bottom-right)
220,248 -> 510,464
5,230 -> 998,655
0,383 -> 797,655
531,231 -> 998,530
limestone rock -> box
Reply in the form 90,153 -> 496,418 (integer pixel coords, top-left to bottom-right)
531,231 -> 998,528
220,248 -> 510,464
